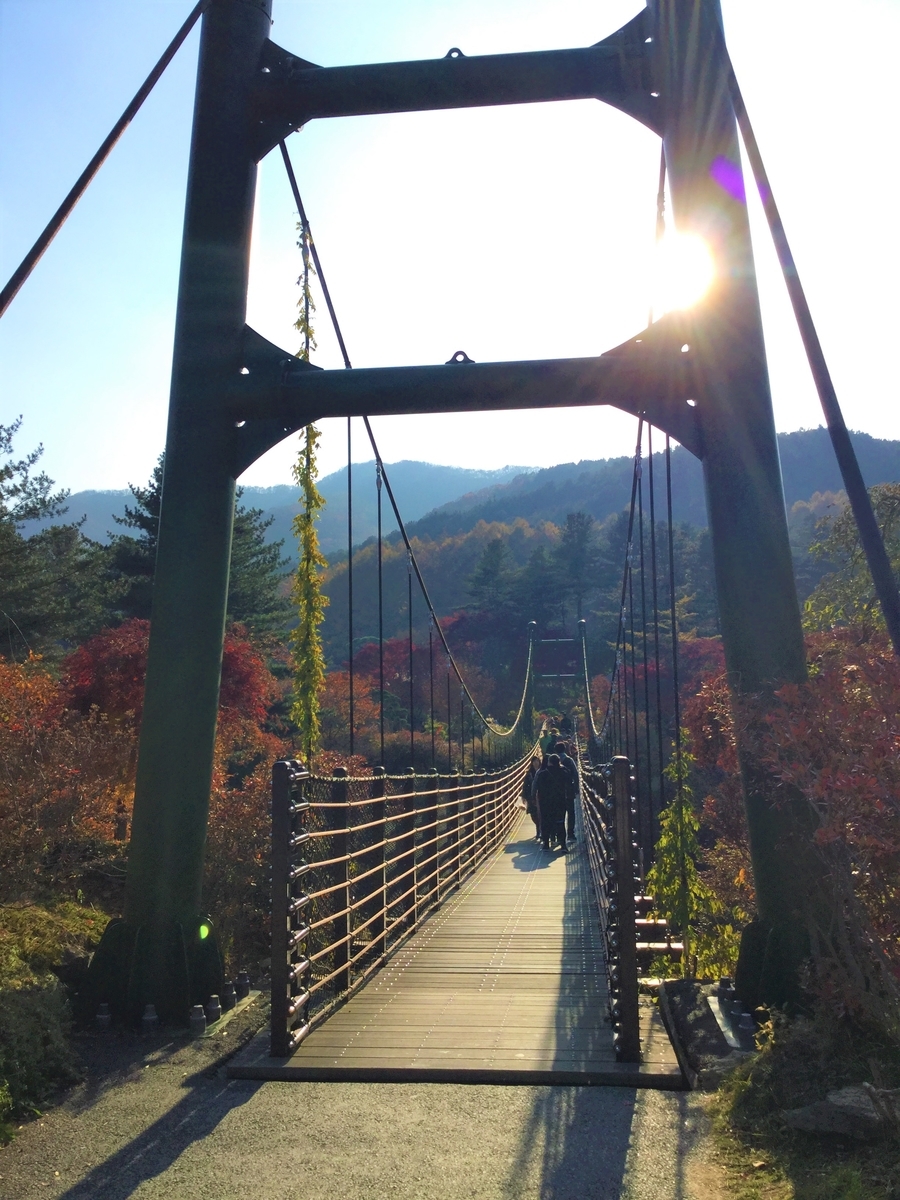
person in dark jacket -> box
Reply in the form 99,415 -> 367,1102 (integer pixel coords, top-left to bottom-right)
538,726 -> 559,757
555,740 -> 580,842
534,754 -> 568,852
521,755 -> 542,840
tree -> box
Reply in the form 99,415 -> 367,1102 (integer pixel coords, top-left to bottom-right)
682,630 -> 900,1031
510,545 -> 564,631
0,417 -> 68,526
109,454 -> 291,634
468,538 -> 515,613
228,503 -> 293,636
804,482 -> 900,636
553,512 -> 598,621
0,420 -> 115,656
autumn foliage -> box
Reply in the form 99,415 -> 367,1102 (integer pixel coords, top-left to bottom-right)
0,620 -> 288,970
684,627 -> 900,1020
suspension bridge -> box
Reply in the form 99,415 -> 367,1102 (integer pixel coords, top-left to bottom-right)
4,0 -> 895,1101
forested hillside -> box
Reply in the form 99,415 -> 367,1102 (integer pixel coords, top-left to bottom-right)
25,428 -> 899,561
405,428 -> 900,539
22,460 -> 530,556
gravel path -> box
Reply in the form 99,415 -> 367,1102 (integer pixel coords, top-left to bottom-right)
0,1004 -> 726,1200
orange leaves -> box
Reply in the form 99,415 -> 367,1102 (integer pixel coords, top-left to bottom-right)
684,625 -> 900,986
1,622 -> 287,926
62,618 -> 278,731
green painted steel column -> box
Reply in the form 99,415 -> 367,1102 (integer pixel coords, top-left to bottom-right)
117,0 -> 273,1018
653,0 -> 811,1003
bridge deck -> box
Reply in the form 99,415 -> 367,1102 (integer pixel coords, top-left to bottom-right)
230,815 -> 684,1087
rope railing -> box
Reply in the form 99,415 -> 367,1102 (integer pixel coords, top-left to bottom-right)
271,752 -> 533,1057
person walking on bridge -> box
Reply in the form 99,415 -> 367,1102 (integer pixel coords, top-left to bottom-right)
554,739 -> 579,843
534,754 -> 568,853
538,726 -> 559,757
521,754 -> 542,841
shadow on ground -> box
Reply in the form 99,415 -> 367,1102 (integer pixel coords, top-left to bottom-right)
55,1073 -> 261,1200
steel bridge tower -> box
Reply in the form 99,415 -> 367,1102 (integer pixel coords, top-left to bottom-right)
89,0 -> 813,1020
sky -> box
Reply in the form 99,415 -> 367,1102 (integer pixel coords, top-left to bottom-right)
1,0 -> 898,493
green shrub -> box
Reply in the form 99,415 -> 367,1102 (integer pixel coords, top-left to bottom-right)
0,901 -> 104,989
0,901 -> 102,1121
0,982 -> 80,1117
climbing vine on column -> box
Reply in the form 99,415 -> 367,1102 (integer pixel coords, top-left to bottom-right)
289,213 -> 327,762
290,424 -> 328,763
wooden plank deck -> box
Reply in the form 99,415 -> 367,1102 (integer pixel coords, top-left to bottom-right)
229,815 -> 685,1088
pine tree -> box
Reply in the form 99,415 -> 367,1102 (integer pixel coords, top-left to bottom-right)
0,419 -> 114,655
468,538 -> 515,613
553,512 -> 598,621
109,454 -> 291,634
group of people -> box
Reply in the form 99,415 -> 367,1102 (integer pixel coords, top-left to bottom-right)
521,727 -> 580,853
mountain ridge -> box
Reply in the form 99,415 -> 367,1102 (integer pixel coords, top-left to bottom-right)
19,429 -> 900,560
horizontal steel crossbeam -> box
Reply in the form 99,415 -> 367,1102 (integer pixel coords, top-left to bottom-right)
252,11 -> 659,158
231,315 -> 701,475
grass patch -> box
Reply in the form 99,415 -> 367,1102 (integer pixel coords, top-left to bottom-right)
709,1013 -> 900,1199
0,900 -> 105,989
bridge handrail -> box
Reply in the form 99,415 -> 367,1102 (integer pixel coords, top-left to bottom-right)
270,753 -> 533,1057
579,752 -> 641,1063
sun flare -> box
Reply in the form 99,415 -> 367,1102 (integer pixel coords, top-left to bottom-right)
652,232 -> 715,317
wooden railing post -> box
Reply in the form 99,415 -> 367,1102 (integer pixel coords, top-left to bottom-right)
612,755 -> 641,1062
427,768 -> 441,905
451,772 -> 465,888
330,766 -> 351,996
401,767 -> 417,928
370,765 -> 387,960
476,769 -> 488,858
270,759 -> 311,1057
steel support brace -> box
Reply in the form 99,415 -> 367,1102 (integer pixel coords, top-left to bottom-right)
653,0 -> 813,1003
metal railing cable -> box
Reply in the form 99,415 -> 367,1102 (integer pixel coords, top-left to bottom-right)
579,417 -> 685,874
279,140 -> 534,756
580,417 -> 644,752
271,752 -> 533,1056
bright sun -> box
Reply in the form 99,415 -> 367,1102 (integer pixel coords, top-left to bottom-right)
652,232 -> 716,317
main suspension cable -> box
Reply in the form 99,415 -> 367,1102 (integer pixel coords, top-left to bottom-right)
724,61 -> 900,658
0,0 -> 211,320
279,142 -> 352,371
584,416 -> 644,748
278,145 -> 532,743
